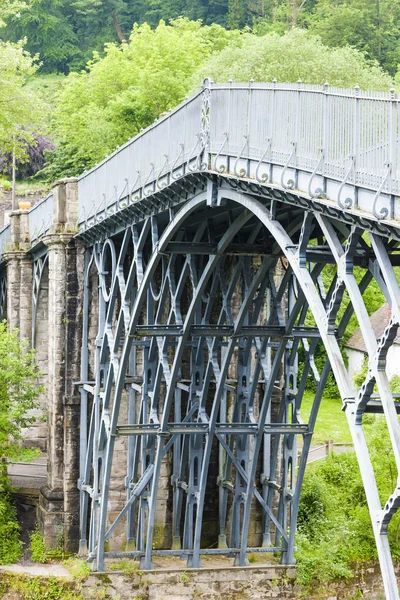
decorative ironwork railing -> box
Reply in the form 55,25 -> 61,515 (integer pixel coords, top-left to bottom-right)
0,224 -> 10,261
77,80 -> 400,230
29,191 -> 54,245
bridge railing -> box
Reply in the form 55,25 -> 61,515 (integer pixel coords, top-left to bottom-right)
29,191 -> 54,245
78,90 -> 203,226
208,82 -> 398,193
0,224 -> 10,262
77,80 -> 400,231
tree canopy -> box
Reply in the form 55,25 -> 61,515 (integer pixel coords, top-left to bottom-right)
1,0 -> 400,75
0,38 -> 41,159
195,28 -> 393,89
44,18 -> 241,176
1,1 -> 400,179
43,23 -> 393,179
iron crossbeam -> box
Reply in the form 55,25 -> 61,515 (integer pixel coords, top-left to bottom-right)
161,242 -> 400,266
130,324 -> 321,338
115,422 -> 309,436
102,546 -> 284,559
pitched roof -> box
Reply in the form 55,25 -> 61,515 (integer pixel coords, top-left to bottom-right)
345,303 -> 400,353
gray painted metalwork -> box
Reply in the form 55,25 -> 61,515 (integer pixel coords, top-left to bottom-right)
32,251 -> 48,348
0,224 -> 10,262
2,79 -> 400,598
29,192 -> 54,246
76,172 -> 400,598
73,82 -> 400,599
0,269 -> 6,322
77,80 -> 400,235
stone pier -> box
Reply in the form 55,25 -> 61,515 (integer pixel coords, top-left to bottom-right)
5,178 -> 84,552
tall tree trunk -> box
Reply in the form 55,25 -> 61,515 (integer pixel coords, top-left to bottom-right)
292,0 -> 297,26
377,0 -> 381,59
111,9 -> 126,42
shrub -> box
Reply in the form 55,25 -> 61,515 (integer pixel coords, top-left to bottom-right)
296,420 -> 400,586
29,527 -> 49,563
0,492 -> 22,563
0,323 -> 42,565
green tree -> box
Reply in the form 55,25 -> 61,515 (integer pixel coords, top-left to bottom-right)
0,38 -> 41,160
4,0 -> 80,73
0,0 -> 28,27
72,0 -> 129,42
296,418 -> 400,586
308,0 -> 400,75
0,322 -> 42,564
45,18 -> 241,177
195,27 -> 393,89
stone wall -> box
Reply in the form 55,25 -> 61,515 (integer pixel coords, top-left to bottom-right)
80,562 -> 400,600
3,178 -> 83,553
82,565 -> 298,600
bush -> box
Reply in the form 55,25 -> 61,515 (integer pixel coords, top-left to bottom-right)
295,441 -> 389,587
0,322 -> 42,565
29,528 -> 49,563
0,492 -> 22,564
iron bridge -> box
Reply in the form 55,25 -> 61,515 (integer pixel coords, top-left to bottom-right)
1,80 -> 400,598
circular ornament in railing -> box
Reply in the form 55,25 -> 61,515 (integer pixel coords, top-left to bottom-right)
100,239 -> 117,302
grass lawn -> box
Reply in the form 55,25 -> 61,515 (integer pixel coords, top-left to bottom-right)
299,390 -> 352,444
15,180 -> 51,197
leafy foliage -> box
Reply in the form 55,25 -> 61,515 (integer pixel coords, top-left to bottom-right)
0,38 -> 42,160
2,0 -> 400,76
195,28 -> 393,89
43,22 -> 393,180
0,323 -> 42,565
0,492 -> 22,564
29,527 -> 49,563
43,18 -> 241,177
5,574 -> 84,599
0,323 -> 42,460
4,0 -> 80,73
296,418 -> 400,586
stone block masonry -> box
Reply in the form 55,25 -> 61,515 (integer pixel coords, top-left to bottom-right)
81,565 -> 299,600
79,561 -> 400,599
4,178 -> 83,553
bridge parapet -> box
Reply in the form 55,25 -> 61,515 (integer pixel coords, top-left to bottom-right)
29,192 -> 54,246
76,80 -> 400,238
0,224 -> 10,263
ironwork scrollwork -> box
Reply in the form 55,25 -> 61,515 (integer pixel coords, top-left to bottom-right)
187,134 -> 202,172
117,178 -> 129,210
32,253 -> 49,348
214,132 -> 228,173
308,149 -> 326,198
337,155 -> 355,210
372,161 -> 391,220
255,138 -> 271,183
233,135 -> 249,178
130,170 -> 141,201
171,144 -> 184,180
156,155 -> 169,190
0,273 -> 6,323
144,163 -> 155,196
280,142 -> 297,190
200,80 -> 211,150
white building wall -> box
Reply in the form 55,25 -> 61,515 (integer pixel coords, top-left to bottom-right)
345,348 -> 365,391
345,345 -> 400,391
